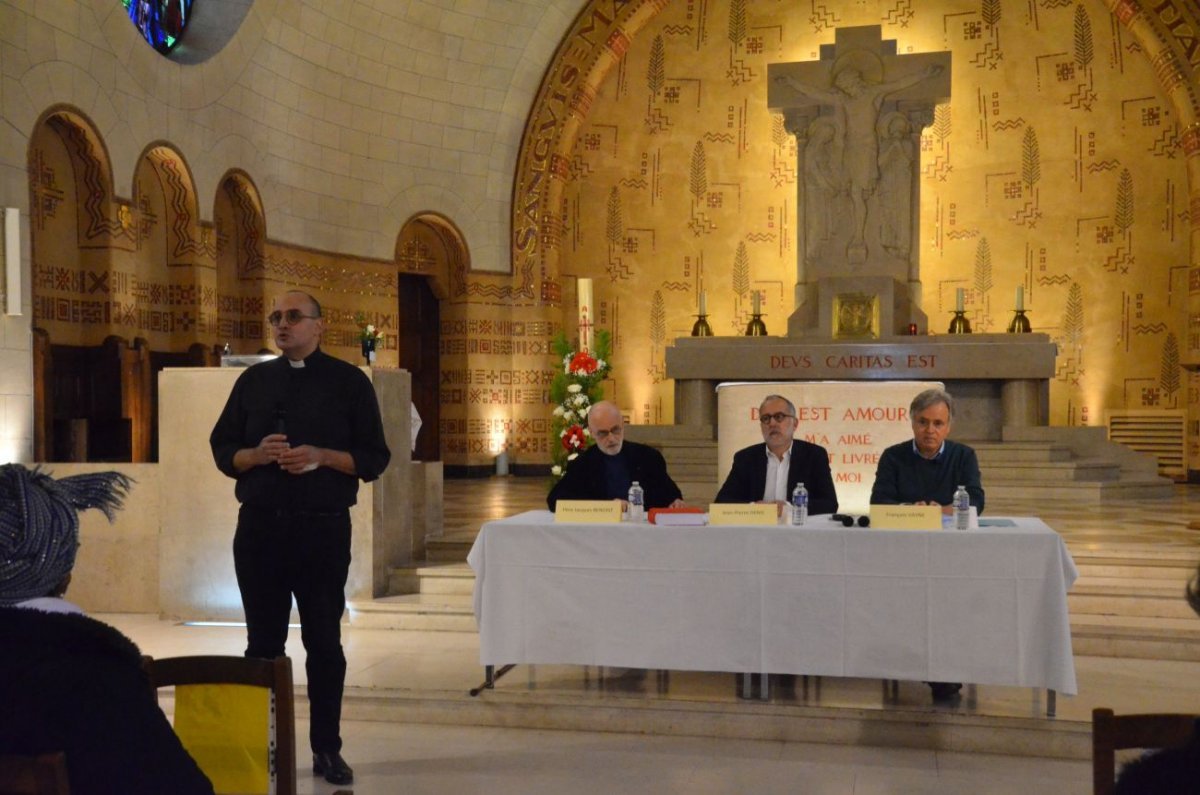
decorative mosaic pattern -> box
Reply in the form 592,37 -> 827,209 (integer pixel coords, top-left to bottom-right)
514,0 -> 1199,465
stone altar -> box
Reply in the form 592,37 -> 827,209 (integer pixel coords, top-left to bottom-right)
667,334 -> 1056,440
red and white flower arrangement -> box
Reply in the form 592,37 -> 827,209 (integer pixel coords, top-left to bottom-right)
549,330 -> 612,481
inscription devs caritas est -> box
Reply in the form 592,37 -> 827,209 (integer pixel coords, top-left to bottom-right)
770,353 -> 938,370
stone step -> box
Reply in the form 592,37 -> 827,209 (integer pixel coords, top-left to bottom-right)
1074,559 -> 1197,581
624,425 -> 715,443
982,478 -> 1175,502
973,444 -> 1073,463
1068,583 -> 1197,619
388,562 -> 474,596
347,594 -> 476,631
983,461 -> 1121,482
670,462 -> 718,479
677,480 -> 718,505
426,534 -> 477,563
1070,614 -> 1200,661
660,449 -> 719,464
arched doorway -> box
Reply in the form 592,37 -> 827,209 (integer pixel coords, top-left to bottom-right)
396,214 -> 465,462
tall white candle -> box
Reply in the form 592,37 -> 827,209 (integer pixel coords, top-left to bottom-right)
752,291 -> 761,314
577,278 -> 594,352
955,288 -> 964,312
699,290 -> 707,315
1015,285 -> 1024,311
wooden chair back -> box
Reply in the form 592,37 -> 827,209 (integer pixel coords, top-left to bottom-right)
1092,707 -> 1197,795
0,752 -> 70,795
143,655 -> 295,795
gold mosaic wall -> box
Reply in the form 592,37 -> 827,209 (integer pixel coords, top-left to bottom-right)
515,0 -> 1200,459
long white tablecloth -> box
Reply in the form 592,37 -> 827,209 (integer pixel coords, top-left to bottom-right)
467,511 -> 1078,695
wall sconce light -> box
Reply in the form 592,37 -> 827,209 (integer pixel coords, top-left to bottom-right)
3,208 -> 20,316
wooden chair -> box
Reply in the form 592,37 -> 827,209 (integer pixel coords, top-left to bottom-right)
1092,707 -> 1197,795
0,752 -> 70,795
143,655 -> 296,795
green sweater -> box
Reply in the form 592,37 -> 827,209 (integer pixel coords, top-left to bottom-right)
869,439 -> 985,513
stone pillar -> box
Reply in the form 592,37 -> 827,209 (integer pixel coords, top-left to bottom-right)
674,378 -> 718,427
1001,379 -> 1042,428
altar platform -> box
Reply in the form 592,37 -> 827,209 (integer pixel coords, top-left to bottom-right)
101,477 -> 1200,788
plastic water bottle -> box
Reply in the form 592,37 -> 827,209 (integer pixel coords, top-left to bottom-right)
791,482 -> 808,526
953,485 -> 970,530
627,481 -> 645,523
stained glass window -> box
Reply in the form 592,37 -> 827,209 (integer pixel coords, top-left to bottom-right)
122,0 -> 195,55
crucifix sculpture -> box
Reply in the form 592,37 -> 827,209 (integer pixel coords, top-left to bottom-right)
768,26 -> 950,337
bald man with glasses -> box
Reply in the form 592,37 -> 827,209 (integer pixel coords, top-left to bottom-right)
210,289 -> 390,785
714,394 -> 838,516
547,401 -> 684,511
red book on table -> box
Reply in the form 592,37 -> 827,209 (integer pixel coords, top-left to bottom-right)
648,507 -> 707,526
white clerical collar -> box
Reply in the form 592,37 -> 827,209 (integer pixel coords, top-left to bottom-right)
288,358 -> 306,368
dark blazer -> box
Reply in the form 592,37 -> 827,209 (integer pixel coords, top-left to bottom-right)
714,439 -> 839,515
547,441 -> 682,511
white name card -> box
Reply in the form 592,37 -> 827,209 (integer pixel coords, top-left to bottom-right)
868,504 -> 943,530
709,503 -> 778,525
554,500 -> 623,524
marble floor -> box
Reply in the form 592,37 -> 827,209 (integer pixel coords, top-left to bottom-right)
106,477 -> 1200,794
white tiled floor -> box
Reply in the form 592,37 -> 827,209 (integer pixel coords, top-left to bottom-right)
278,721 -> 1089,795
112,610 -> 1200,793
110,477 -> 1200,793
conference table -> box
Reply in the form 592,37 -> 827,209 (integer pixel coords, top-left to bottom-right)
467,511 -> 1078,713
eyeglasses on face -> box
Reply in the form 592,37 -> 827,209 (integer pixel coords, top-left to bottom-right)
267,309 -> 319,327
593,425 -> 624,440
759,412 -> 795,425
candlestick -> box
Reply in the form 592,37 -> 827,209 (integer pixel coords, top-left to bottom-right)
699,290 -> 706,316
1015,285 -> 1024,311
955,288 -> 964,312
577,278 -> 594,353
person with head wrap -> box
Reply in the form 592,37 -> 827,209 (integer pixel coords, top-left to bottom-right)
0,464 -> 214,795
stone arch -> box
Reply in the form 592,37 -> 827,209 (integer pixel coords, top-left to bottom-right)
395,212 -> 470,461
131,143 -> 209,352
213,169 -> 267,353
133,142 -> 201,271
509,0 -> 675,303
27,106 -> 124,348
395,212 -> 469,301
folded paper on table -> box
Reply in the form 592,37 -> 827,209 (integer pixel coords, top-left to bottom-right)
868,504 -> 943,530
709,503 -> 777,525
554,500 -> 623,524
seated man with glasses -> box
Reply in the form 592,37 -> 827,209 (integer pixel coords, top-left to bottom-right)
547,400 -> 684,511
714,394 -> 838,515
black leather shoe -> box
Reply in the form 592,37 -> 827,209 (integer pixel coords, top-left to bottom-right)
313,751 -> 354,785
928,681 -> 963,704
